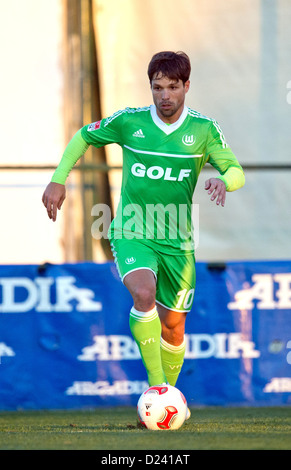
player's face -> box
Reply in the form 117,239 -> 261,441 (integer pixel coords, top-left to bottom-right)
151,74 -> 190,124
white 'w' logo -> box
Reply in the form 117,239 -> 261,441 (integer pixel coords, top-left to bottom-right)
182,134 -> 195,146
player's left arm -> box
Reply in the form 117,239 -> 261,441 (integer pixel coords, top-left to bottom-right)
205,120 -> 245,206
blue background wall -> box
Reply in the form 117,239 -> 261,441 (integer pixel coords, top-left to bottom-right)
0,261 -> 290,410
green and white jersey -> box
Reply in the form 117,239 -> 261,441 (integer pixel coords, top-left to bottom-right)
81,105 -> 243,252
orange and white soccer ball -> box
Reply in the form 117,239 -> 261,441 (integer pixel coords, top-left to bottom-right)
137,384 -> 187,430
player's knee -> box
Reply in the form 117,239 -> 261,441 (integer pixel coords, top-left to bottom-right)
160,314 -> 186,346
132,285 -> 156,311
162,327 -> 184,346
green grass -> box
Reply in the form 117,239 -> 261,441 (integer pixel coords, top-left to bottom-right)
0,407 -> 290,450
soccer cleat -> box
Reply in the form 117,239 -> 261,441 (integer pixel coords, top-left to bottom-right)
186,407 -> 191,420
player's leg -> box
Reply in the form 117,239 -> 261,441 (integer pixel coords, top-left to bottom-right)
157,302 -> 191,420
124,269 -> 167,386
158,305 -> 191,420
110,239 -> 166,386
156,250 -> 196,387
157,304 -> 187,386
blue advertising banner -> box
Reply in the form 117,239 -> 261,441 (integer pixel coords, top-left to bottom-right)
0,260 -> 290,410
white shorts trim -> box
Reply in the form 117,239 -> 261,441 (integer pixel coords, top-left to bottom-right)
122,267 -> 157,283
156,299 -> 191,313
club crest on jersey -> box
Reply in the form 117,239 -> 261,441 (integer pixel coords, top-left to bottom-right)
88,121 -> 101,131
182,134 -> 195,146
125,257 -> 136,265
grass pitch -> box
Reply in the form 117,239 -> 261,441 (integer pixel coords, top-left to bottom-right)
0,406 -> 290,451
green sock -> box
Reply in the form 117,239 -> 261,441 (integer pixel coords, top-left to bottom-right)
129,306 -> 167,386
160,336 -> 186,386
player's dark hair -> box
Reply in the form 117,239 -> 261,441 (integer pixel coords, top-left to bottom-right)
147,51 -> 191,85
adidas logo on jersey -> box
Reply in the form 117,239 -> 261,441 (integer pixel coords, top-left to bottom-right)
133,129 -> 145,138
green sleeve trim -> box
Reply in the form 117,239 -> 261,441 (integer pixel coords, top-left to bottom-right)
216,166 -> 245,192
51,129 -> 89,185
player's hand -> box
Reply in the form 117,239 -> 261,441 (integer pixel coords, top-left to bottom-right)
42,182 -> 66,221
205,178 -> 226,207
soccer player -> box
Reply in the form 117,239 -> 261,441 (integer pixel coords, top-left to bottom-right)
42,51 -> 245,391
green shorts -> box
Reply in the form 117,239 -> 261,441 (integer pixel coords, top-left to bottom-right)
110,238 -> 196,312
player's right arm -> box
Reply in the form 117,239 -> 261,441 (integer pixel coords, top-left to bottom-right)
42,181 -> 66,222
42,129 -> 89,221
42,111 -> 124,221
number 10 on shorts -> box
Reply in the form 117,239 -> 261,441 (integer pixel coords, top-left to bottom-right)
176,288 -> 195,311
